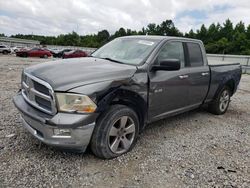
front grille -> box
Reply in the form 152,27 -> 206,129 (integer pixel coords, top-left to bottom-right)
33,81 -> 50,95
35,96 -> 52,111
21,73 -> 57,115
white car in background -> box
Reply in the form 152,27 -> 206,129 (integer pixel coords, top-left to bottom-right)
0,45 -> 11,54
11,46 -> 26,53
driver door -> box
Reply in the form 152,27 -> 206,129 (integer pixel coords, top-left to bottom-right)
148,41 -> 190,121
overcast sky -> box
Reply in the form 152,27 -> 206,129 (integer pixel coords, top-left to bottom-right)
0,0 -> 250,36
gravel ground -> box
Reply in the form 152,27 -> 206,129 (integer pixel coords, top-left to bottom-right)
0,55 -> 249,188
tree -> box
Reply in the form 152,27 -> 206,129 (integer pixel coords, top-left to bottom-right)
206,37 -> 230,54
221,19 -> 234,41
159,20 -> 182,36
232,31 -> 247,54
146,23 -> 158,35
115,28 -> 127,37
245,25 -> 250,54
7,19 -> 250,55
185,29 -> 196,38
196,24 -> 208,44
235,21 -> 245,33
126,29 -> 137,36
138,27 -> 146,35
246,25 -> 250,39
97,30 -> 110,46
216,37 -> 230,54
207,23 -> 221,42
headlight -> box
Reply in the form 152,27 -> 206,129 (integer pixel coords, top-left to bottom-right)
56,93 -> 97,113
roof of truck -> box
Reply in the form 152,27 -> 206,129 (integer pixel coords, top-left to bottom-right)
120,35 -> 202,43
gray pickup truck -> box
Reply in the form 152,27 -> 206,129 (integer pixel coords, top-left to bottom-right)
13,36 -> 241,159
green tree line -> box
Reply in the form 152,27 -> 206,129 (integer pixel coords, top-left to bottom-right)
2,19 -> 250,55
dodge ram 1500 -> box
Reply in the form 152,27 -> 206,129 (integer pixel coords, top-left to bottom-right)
13,36 -> 242,159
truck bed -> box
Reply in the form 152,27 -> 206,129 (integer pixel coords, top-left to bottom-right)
208,59 -> 240,66
205,63 -> 242,102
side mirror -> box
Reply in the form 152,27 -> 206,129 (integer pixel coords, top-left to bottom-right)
152,59 -> 181,71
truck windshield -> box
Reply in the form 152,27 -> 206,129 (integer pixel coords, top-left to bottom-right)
91,38 -> 158,65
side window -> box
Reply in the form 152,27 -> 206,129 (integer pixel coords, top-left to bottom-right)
186,43 -> 203,67
156,42 -> 185,67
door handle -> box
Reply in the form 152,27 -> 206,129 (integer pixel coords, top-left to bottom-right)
201,72 -> 209,76
179,75 -> 189,79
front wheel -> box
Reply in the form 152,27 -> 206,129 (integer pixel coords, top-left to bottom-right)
91,105 -> 139,159
3,50 -> 8,55
208,86 -> 231,115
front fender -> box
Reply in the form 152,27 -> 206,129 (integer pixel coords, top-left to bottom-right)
69,79 -> 129,104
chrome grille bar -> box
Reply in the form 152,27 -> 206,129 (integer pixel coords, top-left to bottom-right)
21,73 -> 57,115
30,88 -> 51,100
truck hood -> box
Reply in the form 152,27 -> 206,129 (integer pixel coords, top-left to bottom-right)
25,57 -> 137,91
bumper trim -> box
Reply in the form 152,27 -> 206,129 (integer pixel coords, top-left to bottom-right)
21,116 -> 44,140
21,114 -> 95,152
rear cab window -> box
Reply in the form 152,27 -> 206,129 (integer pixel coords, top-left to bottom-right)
186,42 -> 204,67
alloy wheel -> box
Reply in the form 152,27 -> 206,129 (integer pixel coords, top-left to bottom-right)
219,90 -> 230,112
108,116 -> 136,154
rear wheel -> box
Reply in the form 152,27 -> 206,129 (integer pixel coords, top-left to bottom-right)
43,54 -> 48,58
23,53 -> 28,58
208,86 -> 231,115
91,105 -> 139,159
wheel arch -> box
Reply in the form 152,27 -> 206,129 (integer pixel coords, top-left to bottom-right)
213,77 -> 236,100
96,88 -> 147,133
225,79 -> 235,96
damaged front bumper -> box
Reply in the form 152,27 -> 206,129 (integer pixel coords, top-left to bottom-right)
13,92 -> 98,152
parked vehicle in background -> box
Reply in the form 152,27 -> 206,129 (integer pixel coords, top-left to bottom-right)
11,46 -> 26,53
62,50 -> 88,59
16,48 -> 52,58
0,45 -> 11,54
53,49 -> 72,58
13,36 -> 241,159
47,48 -> 60,57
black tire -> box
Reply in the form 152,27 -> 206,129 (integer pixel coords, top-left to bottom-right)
208,86 -> 231,115
23,53 -> 28,58
3,50 -> 8,55
91,105 -> 139,159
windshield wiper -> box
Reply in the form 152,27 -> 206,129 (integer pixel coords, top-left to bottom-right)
101,57 -> 125,64
91,56 -> 126,64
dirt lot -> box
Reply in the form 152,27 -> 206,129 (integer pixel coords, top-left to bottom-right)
0,55 -> 249,188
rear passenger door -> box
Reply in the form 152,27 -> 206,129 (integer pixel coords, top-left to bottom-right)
185,42 -> 210,107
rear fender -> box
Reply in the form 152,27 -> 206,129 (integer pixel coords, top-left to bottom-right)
213,75 -> 236,99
